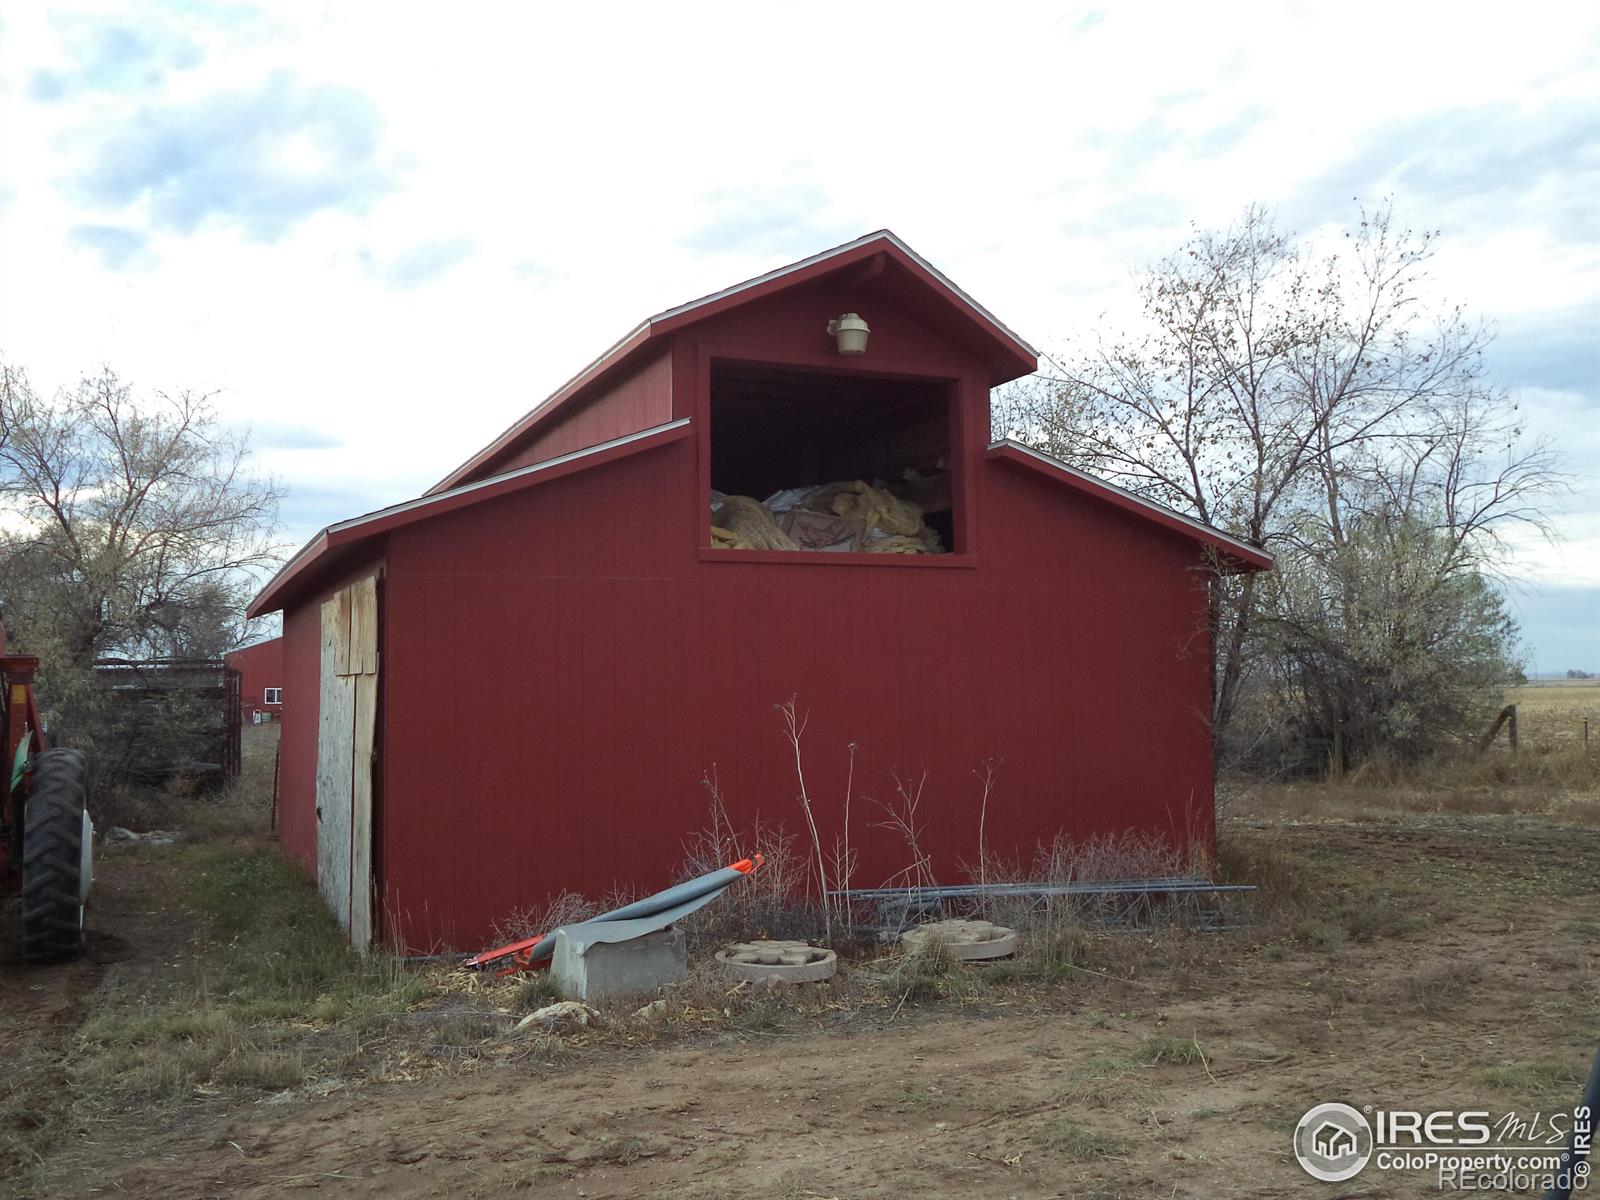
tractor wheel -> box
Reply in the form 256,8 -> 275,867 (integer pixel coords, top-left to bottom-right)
21,748 -> 93,963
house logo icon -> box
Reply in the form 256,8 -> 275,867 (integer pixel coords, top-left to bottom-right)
1294,1102 -> 1373,1182
1313,1121 -> 1357,1159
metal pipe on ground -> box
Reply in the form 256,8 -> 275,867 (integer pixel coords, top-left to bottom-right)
830,880 -> 1256,901
463,855 -> 763,972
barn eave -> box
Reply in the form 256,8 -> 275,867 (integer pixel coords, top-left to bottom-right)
986,439 -> 1273,572
247,418 -> 692,618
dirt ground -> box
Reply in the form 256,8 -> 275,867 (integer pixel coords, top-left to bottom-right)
3,724 -> 1597,1198
2,816 -> 1592,1198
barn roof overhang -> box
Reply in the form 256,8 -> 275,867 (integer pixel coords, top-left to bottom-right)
247,419 -> 693,617
223,635 -> 283,661
428,230 -> 1039,494
986,440 -> 1274,573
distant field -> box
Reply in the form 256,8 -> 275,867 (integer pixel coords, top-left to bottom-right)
1508,681 -> 1600,750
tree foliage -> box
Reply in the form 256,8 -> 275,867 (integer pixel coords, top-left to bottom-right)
1262,511 -> 1519,762
997,205 -> 1561,764
0,361 -> 281,757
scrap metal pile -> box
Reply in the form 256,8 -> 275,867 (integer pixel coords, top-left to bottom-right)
711,477 -> 947,554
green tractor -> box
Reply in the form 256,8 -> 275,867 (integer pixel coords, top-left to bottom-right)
2,626 -> 93,962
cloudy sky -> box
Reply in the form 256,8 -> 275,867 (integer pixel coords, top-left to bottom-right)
1,1 -> 1596,669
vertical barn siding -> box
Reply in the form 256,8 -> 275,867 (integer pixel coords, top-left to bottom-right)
471,349 -> 672,480
223,636 -> 285,721
377,437 -> 1216,950
276,270 -> 1220,949
278,604 -> 321,871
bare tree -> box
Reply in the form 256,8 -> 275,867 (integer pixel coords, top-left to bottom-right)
998,204 -> 1561,760
0,361 -> 282,748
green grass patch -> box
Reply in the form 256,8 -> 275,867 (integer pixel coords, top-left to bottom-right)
184,846 -> 428,1013
80,1009 -> 235,1046
73,842 -> 432,1103
212,1051 -> 306,1090
1028,1117 -> 1126,1160
976,960 -> 1024,986
1055,1056 -> 1157,1110
1135,1035 -> 1206,1067
515,974 -> 563,1011
1294,920 -> 1344,951
896,1083 -> 959,1111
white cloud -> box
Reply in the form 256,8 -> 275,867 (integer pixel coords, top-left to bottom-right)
0,0 -> 1596,656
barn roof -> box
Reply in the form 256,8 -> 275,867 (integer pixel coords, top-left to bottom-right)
986,439 -> 1273,572
248,235 -> 1268,617
428,230 -> 1039,494
246,420 -> 692,617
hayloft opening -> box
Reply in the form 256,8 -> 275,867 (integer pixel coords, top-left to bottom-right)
708,363 -> 957,555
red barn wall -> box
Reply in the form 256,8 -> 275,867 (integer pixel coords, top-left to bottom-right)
375,445 -> 1216,952
474,349 -> 672,480
224,637 -> 285,722
277,273 -> 1219,950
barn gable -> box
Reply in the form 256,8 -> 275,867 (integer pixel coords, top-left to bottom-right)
428,230 -> 1037,494
252,231 -> 1267,619
250,233 -> 1274,951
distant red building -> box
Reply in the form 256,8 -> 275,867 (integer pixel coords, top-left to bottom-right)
247,231 -> 1272,951
224,637 -> 284,724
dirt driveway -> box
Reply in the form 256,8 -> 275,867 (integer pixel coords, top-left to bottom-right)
6,811 -> 1594,1200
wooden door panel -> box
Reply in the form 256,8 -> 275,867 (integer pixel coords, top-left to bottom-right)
316,575 -> 380,951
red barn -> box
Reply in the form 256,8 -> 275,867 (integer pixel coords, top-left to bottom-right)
224,636 -> 285,724
248,232 -> 1270,951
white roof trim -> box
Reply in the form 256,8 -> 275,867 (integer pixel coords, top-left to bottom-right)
652,229 -> 1038,357
988,438 -> 1273,564
335,418 -> 692,536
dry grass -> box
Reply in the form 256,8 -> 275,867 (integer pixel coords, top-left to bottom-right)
489,889 -> 606,947
1055,1056 -> 1158,1110
1134,1034 -> 1207,1066
674,795 -> 822,953
93,722 -> 280,835
1508,681 -> 1600,745
1235,769 -> 1599,826
1381,960 -> 1485,1013
1230,684 -> 1600,825
1027,1117 -> 1128,1160
1475,1061 -> 1588,1092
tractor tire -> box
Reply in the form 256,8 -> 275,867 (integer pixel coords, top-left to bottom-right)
21,748 -> 93,963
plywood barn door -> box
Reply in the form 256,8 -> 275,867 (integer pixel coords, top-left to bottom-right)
316,575 -> 379,951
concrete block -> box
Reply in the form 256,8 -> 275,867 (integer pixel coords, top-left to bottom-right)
551,925 -> 688,1001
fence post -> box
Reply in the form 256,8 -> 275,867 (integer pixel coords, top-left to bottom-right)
1508,704 -> 1518,754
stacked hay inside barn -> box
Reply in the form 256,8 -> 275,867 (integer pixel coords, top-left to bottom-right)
710,478 -> 946,554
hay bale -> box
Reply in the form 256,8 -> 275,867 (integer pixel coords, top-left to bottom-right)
822,480 -> 924,537
864,533 -> 925,554
710,526 -> 751,550
711,496 -> 800,551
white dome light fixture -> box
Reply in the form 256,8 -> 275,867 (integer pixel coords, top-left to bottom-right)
826,312 -> 870,355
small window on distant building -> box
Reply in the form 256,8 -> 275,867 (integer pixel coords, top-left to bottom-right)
264,688 -> 283,705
